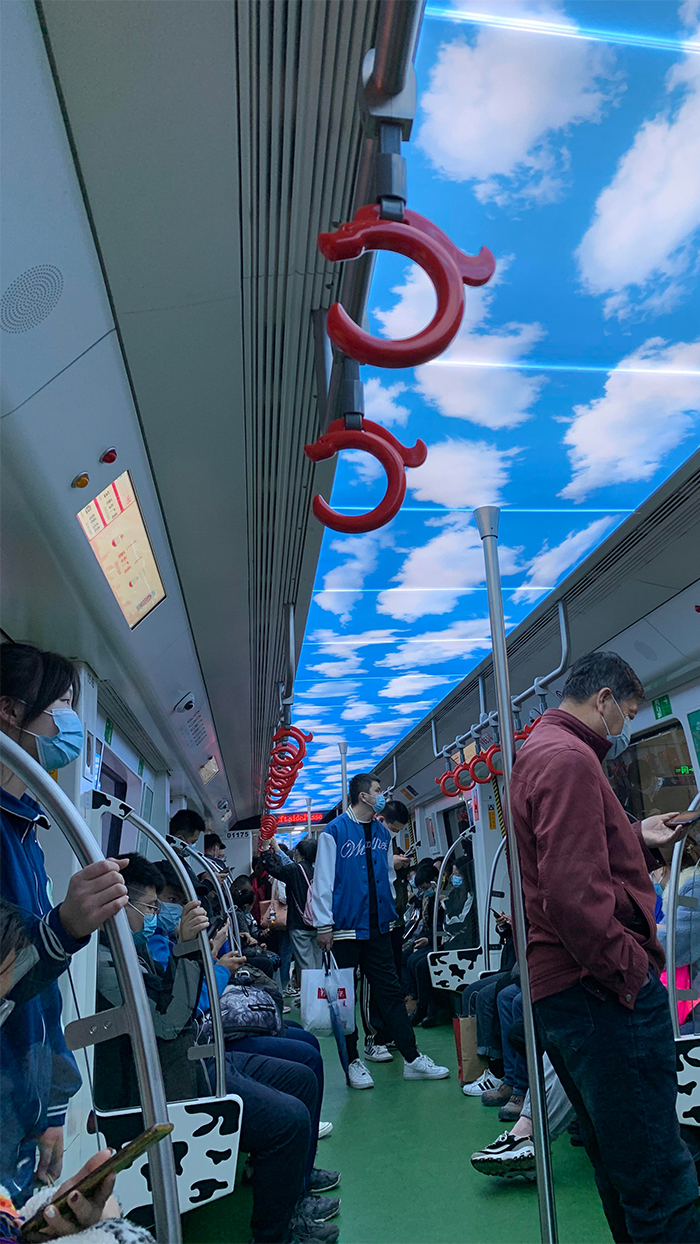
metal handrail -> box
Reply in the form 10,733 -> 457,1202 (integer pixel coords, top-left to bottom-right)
513,601 -> 570,708
666,793 -> 700,1038
475,505 -> 558,1244
0,734 -> 181,1244
168,839 -> 242,955
484,837 -> 507,971
120,812 -> 228,1099
431,828 -> 474,951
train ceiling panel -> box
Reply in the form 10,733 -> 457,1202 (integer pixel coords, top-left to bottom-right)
40,0 -> 381,819
1,3 -> 235,820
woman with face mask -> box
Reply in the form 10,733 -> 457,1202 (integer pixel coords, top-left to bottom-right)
0,643 -> 128,1205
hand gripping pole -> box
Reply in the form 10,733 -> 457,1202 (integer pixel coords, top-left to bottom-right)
304,417 -> 427,534
318,205 -> 495,368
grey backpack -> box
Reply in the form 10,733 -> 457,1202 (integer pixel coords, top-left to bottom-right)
200,968 -> 283,1042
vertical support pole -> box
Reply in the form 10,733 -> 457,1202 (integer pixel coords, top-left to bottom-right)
338,741 -> 349,812
306,796 -> 313,836
474,505 -> 558,1244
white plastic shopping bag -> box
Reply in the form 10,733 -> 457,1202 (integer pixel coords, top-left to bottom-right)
300,955 -> 355,1035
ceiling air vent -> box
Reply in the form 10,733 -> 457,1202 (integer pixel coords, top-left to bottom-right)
1,265 -> 63,332
179,710 -> 208,750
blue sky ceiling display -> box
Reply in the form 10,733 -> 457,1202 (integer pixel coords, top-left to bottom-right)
285,0 -> 700,811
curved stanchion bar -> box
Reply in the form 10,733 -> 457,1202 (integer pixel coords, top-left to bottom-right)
666,792 -> 700,1039
431,827 -> 474,951
484,837 -> 507,972
170,836 -> 243,956
0,734 -> 181,1244
123,813 -> 228,1100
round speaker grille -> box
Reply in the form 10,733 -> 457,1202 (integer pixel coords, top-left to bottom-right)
1,264 -> 64,333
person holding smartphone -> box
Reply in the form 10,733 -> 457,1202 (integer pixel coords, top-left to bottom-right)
0,643 -> 130,1205
0,898 -> 154,1244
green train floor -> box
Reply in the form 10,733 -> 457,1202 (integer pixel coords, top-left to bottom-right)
182,1017 -> 609,1244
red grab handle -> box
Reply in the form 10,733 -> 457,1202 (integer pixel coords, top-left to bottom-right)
318,205 -> 495,368
305,418 -> 427,534
435,770 -> 459,797
454,763 -> 476,793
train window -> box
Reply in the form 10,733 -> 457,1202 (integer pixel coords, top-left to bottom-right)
605,720 -> 697,820
140,783 -> 154,823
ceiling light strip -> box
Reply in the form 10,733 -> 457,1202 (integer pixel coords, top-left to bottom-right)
423,359 -> 700,376
423,6 -> 700,55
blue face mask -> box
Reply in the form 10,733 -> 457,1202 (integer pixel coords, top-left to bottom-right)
158,902 -> 182,935
374,792 -> 386,813
24,707 -> 84,771
451,875 -> 463,887
142,912 -> 158,939
601,695 -> 632,759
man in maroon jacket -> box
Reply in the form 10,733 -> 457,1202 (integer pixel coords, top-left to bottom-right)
511,650 -> 700,1243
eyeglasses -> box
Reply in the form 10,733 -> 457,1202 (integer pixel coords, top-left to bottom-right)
128,899 -> 162,916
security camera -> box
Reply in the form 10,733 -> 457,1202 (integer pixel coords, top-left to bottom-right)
174,692 -> 196,713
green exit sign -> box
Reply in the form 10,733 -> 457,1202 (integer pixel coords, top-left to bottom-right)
652,694 -> 672,720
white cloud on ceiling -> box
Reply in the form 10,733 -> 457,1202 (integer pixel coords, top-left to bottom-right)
364,377 -> 411,428
290,704 -> 329,717
378,673 -> 452,698
576,39 -> 700,319
560,337 -> 700,500
307,655 -> 364,679
296,681 -> 359,699
377,518 -> 522,621
680,0 -> 700,24
342,450 -> 384,487
313,532 -> 392,623
380,618 -> 494,670
341,700 -> 380,721
417,0 -> 619,206
374,264 -> 545,431
308,628 -> 401,655
511,517 -> 616,604
407,439 -> 519,509
393,700 -> 434,714
363,719 -> 417,740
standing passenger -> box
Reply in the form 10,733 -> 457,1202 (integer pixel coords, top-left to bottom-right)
511,651 -> 700,1243
313,773 -> 449,1088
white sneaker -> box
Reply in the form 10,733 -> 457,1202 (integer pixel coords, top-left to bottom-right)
347,1059 -> 375,1089
318,1121 -> 334,1139
403,1053 -> 450,1080
364,1042 -> 393,1063
462,1069 -> 502,1097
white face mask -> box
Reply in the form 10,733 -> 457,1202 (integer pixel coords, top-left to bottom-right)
600,695 -> 632,759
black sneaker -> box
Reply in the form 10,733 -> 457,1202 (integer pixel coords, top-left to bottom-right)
307,1168 -> 341,1194
298,1195 -> 341,1222
291,1211 -> 340,1244
471,1130 -> 536,1178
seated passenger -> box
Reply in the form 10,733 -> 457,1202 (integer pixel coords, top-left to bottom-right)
167,810 -> 213,912
0,900 -> 154,1244
0,643 -> 129,1203
657,838 -> 700,1030
203,832 -> 227,866
231,877 -> 280,978
471,1052 -> 575,1180
442,853 -> 479,950
96,856 -> 339,1243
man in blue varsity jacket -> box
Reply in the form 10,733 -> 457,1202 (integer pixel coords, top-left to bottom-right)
313,772 -> 449,1089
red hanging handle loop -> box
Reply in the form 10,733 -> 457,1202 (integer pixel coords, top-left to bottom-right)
484,743 -> 504,777
469,754 -> 492,785
318,205 -> 495,369
435,770 -> 460,797
453,763 -> 476,793
305,418 -> 427,534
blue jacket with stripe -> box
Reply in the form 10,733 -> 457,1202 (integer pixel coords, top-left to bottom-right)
312,811 -> 397,939
0,788 -> 85,1202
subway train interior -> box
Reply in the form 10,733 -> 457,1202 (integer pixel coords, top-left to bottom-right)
1,1 -> 699,1242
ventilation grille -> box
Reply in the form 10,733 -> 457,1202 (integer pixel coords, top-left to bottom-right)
98,680 -> 170,773
178,710 -> 209,750
1,265 -> 63,332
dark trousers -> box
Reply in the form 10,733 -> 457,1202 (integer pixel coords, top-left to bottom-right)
498,984 -> 527,1095
333,933 -> 419,1064
222,1049 -> 317,1244
362,924 -> 404,1045
230,1029 -> 321,1181
535,974 -> 700,1243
